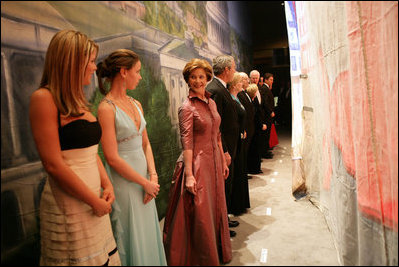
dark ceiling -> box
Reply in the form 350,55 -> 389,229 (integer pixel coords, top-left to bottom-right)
248,1 -> 288,50
247,1 -> 289,72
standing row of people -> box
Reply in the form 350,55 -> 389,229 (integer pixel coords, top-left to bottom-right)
30,29 -> 276,266
163,56 -> 278,265
249,70 -> 276,161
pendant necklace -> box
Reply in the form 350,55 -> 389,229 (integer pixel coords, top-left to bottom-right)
119,96 -> 139,125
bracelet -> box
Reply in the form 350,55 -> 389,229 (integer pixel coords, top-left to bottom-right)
149,172 -> 158,176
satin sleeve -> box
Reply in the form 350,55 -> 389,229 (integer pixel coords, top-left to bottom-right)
217,131 -> 222,144
178,104 -> 194,150
209,95 -> 227,153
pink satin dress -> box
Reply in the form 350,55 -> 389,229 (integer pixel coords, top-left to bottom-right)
163,90 -> 232,265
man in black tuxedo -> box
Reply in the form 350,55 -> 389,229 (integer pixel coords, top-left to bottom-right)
262,73 -> 275,158
206,55 -> 240,237
250,70 -> 270,160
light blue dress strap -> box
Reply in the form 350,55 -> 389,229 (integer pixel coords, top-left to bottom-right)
102,97 -> 116,112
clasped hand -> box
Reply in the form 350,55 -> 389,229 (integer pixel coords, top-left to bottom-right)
92,198 -> 112,217
143,174 -> 159,204
143,179 -> 160,202
185,175 -> 197,195
92,187 -> 115,217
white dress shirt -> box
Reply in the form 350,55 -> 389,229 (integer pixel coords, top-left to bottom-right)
214,76 -> 227,89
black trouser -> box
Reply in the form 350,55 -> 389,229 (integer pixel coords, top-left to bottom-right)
258,129 -> 266,157
242,135 -> 252,176
247,132 -> 261,173
263,121 -> 272,156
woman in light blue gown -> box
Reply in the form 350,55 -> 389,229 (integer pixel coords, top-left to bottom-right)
96,49 -> 167,266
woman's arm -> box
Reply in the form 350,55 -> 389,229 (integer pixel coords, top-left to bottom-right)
142,132 -> 157,183
29,89 -> 110,216
136,101 -> 158,183
136,101 -> 160,204
142,128 -> 159,204
98,101 -> 159,198
177,104 -> 197,195
183,149 -> 197,195
97,155 -> 115,205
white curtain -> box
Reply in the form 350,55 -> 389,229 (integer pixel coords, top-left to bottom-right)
286,1 -> 398,265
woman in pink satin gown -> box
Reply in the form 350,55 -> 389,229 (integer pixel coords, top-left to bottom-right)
163,58 -> 232,265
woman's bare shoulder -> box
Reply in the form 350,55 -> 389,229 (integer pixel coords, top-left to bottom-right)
31,87 -> 53,100
98,98 -> 114,111
30,88 -> 57,111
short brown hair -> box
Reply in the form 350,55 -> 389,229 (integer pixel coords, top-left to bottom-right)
264,73 -> 274,80
182,58 -> 213,84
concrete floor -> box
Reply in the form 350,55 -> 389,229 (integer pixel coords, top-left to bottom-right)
224,126 -> 340,266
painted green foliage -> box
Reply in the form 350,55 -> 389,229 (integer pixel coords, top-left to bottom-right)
143,1 -> 185,38
90,62 -> 180,219
143,1 -> 207,47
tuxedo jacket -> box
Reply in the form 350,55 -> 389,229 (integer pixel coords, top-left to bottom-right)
252,97 -> 264,133
206,78 -> 240,159
237,90 -> 255,141
260,84 -> 274,124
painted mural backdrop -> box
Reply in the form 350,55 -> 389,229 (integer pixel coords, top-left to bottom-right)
1,1 -> 251,264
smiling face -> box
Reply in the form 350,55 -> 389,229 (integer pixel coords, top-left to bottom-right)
188,67 -> 207,95
235,79 -> 243,91
83,51 -> 97,86
229,72 -> 244,94
126,60 -> 142,90
231,79 -> 243,95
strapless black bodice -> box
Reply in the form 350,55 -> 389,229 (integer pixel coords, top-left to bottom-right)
58,117 -> 102,151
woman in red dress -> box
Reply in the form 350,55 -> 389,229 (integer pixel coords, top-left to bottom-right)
163,58 -> 232,265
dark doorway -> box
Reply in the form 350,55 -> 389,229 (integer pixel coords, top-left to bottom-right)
249,1 -> 292,130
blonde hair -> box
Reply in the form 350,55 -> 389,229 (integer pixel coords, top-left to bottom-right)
240,72 -> 249,80
228,72 -> 243,90
246,83 -> 258,99
96,49 -> 140,95
40,29 -> 98,117
182,58 -> 213,84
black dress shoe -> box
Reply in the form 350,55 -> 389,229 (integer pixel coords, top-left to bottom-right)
248,170 -> 262,174
263,151 -> 273,156
229,230 -> 236,237
229,220 -> 240,227
262,153 -> 273,159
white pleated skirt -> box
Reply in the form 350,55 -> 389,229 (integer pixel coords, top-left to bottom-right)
39,145 -> 121,266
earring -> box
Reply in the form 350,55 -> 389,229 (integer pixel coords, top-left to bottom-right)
123,79 -> 126,89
